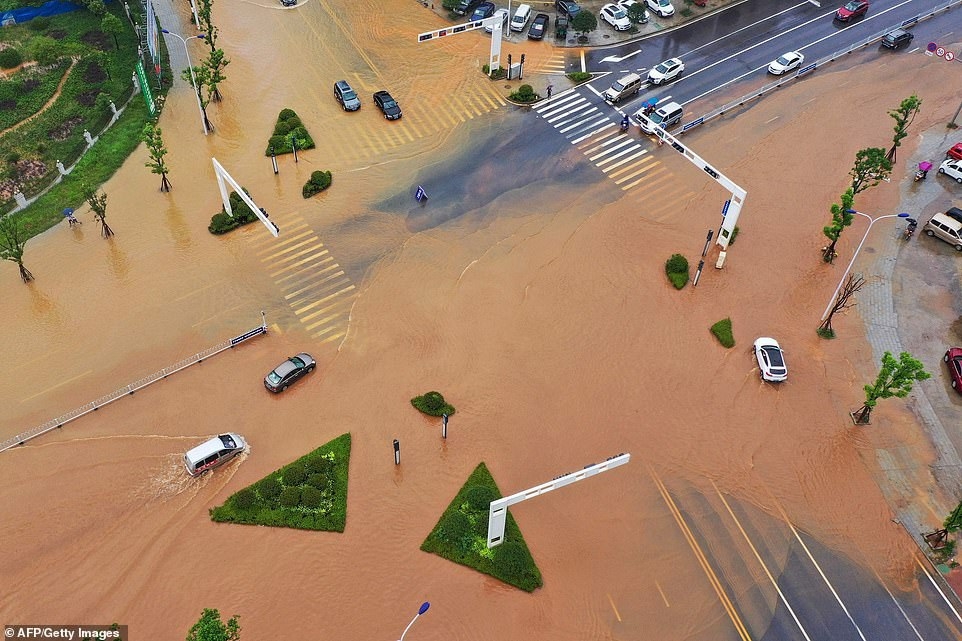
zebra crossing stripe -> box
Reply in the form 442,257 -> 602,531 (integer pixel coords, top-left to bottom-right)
562,117 -> 612,139
545,100 -> 590,123
600,149 -> 648,172
588,138 -> 635,161
596,144 -> 645,167
558,111 -> 601,133
569,121 -> 616,144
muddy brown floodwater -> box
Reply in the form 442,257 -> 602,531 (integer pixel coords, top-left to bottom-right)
2,0 -> 962,639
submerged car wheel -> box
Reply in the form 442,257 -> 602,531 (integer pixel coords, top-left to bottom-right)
926,229 -> 935,236
282,384 -> 289,391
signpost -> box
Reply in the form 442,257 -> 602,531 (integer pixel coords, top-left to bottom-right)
135,60 -> 157,117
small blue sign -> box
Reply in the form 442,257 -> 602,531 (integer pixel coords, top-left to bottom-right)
415,185 -> 427,202
722,200 -> 731,216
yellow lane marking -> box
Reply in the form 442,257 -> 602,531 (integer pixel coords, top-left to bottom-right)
294,285 -> 356,317
606,593 -> 622,622
21,370 -> 93,403
649,467 -> 753,641
655,581 -> 670,608
711,481 -> 813,641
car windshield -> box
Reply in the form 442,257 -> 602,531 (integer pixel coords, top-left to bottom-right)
612,81 -> 626,91
342,89 -> 356,100
776,55 -> 792,65
291,356 -> 306,367
267,371 -> 282,384
383,99 -> 397,109
611,7 -> 626,17
655,62 -> 670,73
843,1 -> 859,9
658,0 -> 670,5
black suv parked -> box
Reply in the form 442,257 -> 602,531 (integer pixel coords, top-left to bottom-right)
555,0 -> 581,17
881,28 -> 914,49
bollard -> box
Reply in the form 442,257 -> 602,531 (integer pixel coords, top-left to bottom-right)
442,413 -> 448,439
692,259 -> 705,287
701,229 -> 714,257
270,145 -> 279,175
393,439 -> 400,465
292,138 -> 298,163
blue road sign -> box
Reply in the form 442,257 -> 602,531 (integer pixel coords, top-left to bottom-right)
415,185 -> 427,202
722,200 -> 731,216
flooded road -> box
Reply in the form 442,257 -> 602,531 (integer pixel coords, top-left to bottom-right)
2,0 -> 962,639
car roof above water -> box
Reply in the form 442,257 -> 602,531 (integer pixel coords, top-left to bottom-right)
185,433 -> 245,461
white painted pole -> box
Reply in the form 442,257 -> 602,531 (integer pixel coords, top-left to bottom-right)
162,30 -> 208,135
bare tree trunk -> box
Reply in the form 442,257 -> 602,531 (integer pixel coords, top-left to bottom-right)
851,405 -> 872,424
18,262 -> 33,282
160,173 -> 171,192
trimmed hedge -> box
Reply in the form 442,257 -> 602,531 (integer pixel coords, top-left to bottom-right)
210,433 -> 351,532
665,253 -> 689,289
265,108 -> 315,156
411,390 -> 455,417
207,189 -> 259,234
509,84 -> 539,103
421,462 -> 543,592
302,170 -> 332,198
710,317 -> 735,348
0,47 -> 22,69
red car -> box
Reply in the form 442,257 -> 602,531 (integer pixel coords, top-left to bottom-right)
947,143 -> 962,161
835,0 -> 868,22
946,348 -> 962,393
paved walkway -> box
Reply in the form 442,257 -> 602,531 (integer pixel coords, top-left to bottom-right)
858,129 -> 962,565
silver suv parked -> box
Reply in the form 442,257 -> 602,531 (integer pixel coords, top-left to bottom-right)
334,80 -> 361,111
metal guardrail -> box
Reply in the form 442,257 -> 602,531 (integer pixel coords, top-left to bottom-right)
0,315 -> 269,454
681,0 -> 962,134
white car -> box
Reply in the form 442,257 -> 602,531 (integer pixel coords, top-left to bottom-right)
600,3 -> 632,30
646,0 -> 674,17
754,337 -> 788,382
939,158 -> 962,184
618,0 -> 649,22
647,57 -> 684,85
484,8 -> 510,32
768,51 -> 804,75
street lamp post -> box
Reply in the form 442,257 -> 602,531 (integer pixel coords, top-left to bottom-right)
397,602 -> 430,641
820,209 -> 910,321
161,29 -> 208,136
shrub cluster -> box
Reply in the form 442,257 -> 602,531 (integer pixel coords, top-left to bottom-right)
421,462 -> 543,592
710,317 -> 735,348
265,108 -> 315,156
0,47 -> 23,69
665,253 -> 689,289
302,170 -> 332,198
210,433 -> 351,531
411,390 -> 456,417
509,84 -> 539,104
207,189 -> 259,234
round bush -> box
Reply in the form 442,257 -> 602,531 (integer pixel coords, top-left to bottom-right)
307,473 -> 329,490
279,486 -> 301,507
0,48 -> 23,69
273,120 -> 293,136
29,37 -> 61,66
283,465 -> 307,486
265,135 -> 287,155
301,486 -> 323,509
284,115 -> 303,129
517,84 -> 534,97
278,108 -> 297,120
665,253 -> 689,274
258,477 -> 283,501
441,510 -> 473,545
208,212 -> 237,234
232,488 -> 256,510
422,391 -> 445,412
305,455 -> 333,476
495,541 -> 529,574
465,485 -> 497,511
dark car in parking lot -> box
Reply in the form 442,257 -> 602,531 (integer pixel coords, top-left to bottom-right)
944,207 -> 962,225
528,13 -> 550,39
555,0 -> 581,17
264,353 -> 316,393
835,0 -> 868,22
373,90 -> 402,120
881,28 -> 913,48
453,0 -> 482,15
470,1 -> 495,20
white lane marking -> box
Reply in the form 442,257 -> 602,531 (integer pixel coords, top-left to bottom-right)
917,557 -> 962,625
877,570 -> 926,641
569,121 -> 616,144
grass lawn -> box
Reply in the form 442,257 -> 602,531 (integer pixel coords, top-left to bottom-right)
0,2 -> 170,239
210,433 -> 351,532
421,462 -> 543,592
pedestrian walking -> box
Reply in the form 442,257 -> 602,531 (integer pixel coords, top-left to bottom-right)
62,208 -> 81,226
546,83 -> 553,100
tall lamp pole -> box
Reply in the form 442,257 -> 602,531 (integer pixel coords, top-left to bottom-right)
397,602 -> 430,641
820,209 -> 910,321
161,28 -> 208,136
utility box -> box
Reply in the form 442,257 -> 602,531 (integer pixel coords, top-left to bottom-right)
508,62 -> 522,80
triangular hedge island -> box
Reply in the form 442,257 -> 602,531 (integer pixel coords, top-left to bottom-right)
265,108 -> 315,156
210,433 -> 351,531
421,462 -> 543,592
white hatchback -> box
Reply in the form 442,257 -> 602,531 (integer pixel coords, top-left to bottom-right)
600,3 -> 632,30
939,158 -> 962,184
754,337 -> 788,382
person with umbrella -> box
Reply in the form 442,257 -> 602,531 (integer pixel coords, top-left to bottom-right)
62,208 -> 81,226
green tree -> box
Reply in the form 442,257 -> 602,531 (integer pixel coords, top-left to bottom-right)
198,0 -> 219,53
0,214 -> 34,282
101,13 -> 125,50
142,122 -> 171,192
182,65 -> 214,133
80,0 -> 106,16
83,182 -> 114,238
571,10 -> 597,38
442,0 -> 459,10
626,4 -> 647,23
852,351 -> 930,424
821,188 -> 854,263
186,609 -> 240,641
204,48 -> 230,102
28,36 -> 61,65
887,95 -> 921,162
850,147 -> 892,195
